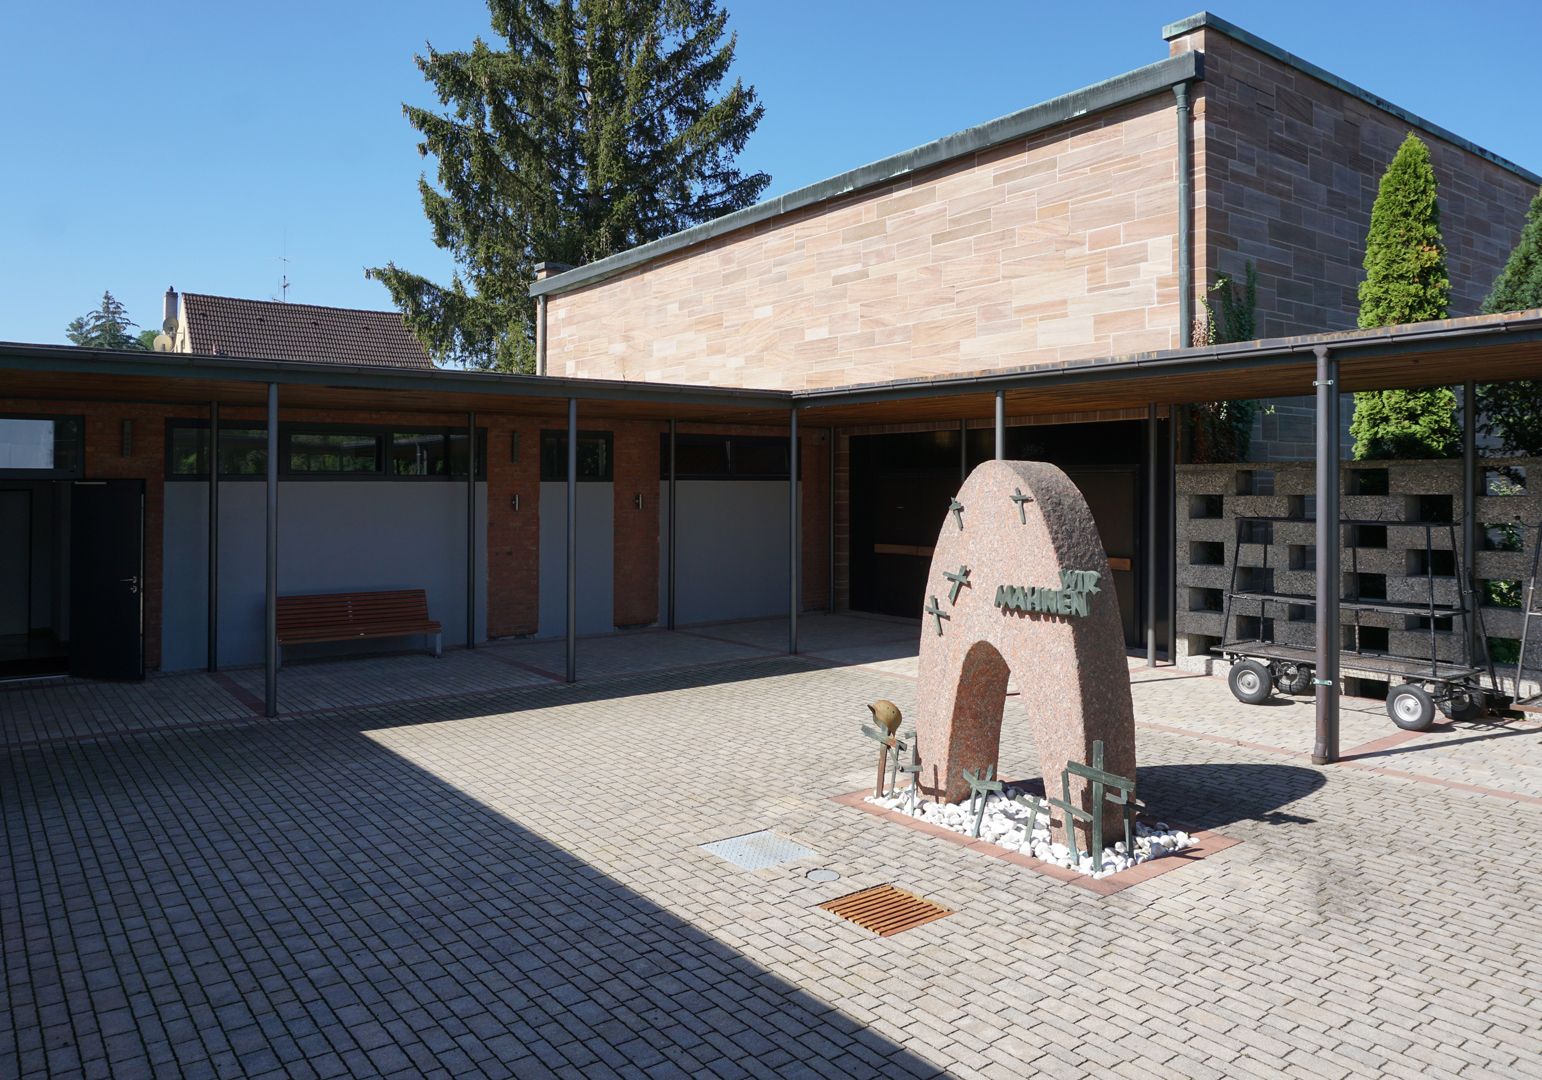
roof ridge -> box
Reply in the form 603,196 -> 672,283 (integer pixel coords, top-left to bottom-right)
181,293 -> 412,319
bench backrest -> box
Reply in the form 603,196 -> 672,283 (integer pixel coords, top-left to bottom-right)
276,589 -> 432,632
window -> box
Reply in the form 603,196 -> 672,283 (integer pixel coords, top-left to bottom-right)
0,415 -> 84,478
167,420 -> 485,480
542,431 -> 613,481
658,433 -> 796,480
287,431 -> 382,474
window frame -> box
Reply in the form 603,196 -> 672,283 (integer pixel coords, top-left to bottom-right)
540,430 -> 614,482
165,419 -> 487,481
0,413 -> 86,479
658,432 -> 799,481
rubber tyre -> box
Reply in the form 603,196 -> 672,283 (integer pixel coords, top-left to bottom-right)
1228,659 -> 1273,705
1387,684 -> 1437,731
1437,691 -> 1484,722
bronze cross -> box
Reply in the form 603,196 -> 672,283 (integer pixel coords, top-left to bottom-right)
942,565 -> 971,604
1010,487 -> 1034,524
923,595 -> 950,636
948,498 -> 964,529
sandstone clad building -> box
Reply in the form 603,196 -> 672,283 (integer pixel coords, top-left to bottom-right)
2,13 -> 1539,753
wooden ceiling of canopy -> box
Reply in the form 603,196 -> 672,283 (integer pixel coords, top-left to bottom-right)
2,319 -> 1539,430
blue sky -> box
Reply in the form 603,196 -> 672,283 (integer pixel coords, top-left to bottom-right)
2,1 -> 1538,345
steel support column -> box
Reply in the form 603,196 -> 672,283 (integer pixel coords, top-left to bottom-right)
207,400 -> 219,672
264,383 -> 278,718
1147,403 -> 1159,665
667,418 -> 677,631
1167,405 -> 1179,664
1463,380 -> 1477,659
566,398 -> 577,683
828,427 -> 836,614
1312,346 -> 1341,764
466,410 -> 476,651
958,419 -> 967,483
1174,83 -> 1194,346
994,390 -> 1005,460
789,406 -> 799,655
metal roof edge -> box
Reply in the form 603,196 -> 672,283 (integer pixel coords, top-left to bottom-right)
1162,11 -> 1541,185
0,342 -> 793,408
530,51 -> 1201,300
790,309 -> 1542,406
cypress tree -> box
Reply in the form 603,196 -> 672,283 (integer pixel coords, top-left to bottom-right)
1476,187 -> 1542,455
1350,133 -> 1459,460
368,0 -> 769,372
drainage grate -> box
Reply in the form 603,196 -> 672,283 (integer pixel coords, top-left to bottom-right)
700,830 -> 817,870
819,884 -> 953,936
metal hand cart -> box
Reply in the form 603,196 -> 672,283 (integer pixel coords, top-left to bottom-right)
1214,513 -> 1501,731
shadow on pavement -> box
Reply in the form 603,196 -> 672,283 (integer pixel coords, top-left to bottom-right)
1134,762 -> 1328,831
0,675 -> 942,1079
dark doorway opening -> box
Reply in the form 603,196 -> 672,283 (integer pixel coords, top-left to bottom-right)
68,479 -> 146,680
0,481 -> 71,679
848,420 -> 1153,647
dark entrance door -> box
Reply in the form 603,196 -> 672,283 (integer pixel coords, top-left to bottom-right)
69,479 -> 144,679
1064,466 -> 1140,648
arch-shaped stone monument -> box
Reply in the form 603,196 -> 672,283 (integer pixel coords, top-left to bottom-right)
914,460 -> 1136,841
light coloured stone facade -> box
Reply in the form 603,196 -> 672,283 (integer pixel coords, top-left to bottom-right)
546,95 -> 1181,389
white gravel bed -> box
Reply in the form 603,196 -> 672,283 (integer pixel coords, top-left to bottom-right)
867,787 -> 1195,878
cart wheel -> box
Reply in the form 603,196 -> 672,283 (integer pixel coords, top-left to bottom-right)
1437,691 -> 1483,722
1387,684 -> 1437,731
1228,659 -> 1273,705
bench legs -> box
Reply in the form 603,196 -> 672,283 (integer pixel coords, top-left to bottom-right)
429,632 -> 443,659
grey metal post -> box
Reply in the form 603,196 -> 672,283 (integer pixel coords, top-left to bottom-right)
789,406 -> 799,655
994,390 -> 1005,460
1312,346 -> 1341,764
207,400 -> 219,672
566,398 -> 577,683
1147,403 -> 1159,666
1174,83 -> 1194,347
958,419 -> 967,483
535,295 -> 548,376
667,418 -> 677,630
1167,406 -> 1178,664
828,427 -> 836,613
264,383 -> 278,718
1462,380 -> 1477,659
466,411 -> 477,650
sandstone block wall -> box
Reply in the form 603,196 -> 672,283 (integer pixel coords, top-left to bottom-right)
546,95 -> 1182,390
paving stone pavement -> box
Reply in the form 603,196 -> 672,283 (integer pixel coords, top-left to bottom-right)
3,618 -> 1542,1078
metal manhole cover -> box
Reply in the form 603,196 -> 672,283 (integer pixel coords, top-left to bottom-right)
806,868 -> 841,883
700,830 -> 817,870
819,884 -> 953,936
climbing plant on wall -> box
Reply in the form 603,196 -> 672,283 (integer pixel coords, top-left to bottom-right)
1188,262 -> 1259,463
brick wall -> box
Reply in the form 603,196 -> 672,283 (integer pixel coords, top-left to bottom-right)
1170,27 -> 1536,338
547,94 -> 1182,389
485,415 -> 541,638
611,421 -> 661,627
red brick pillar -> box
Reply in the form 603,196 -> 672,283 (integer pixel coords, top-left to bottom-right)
611,421 -> 660,628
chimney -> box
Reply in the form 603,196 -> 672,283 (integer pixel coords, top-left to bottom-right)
163,286 -> 178,331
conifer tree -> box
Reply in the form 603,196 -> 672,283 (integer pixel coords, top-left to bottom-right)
368,0 -> 769,372
1350,133 -> 1459,460
1476,187 -> 1542,455
65,292 -> 146,350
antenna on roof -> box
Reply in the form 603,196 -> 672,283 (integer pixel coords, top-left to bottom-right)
276,230 -> 290,302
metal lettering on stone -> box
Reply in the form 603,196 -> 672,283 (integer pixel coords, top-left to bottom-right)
993,569 -> 1102,619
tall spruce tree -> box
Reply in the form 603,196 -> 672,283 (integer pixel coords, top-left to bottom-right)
367,0 -> 769,372
65,292 -> 146,350
1349,133 -> 1459,460
1476,187 -> 1542,455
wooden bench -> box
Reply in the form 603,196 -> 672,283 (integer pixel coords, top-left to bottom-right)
275,589 -> 442,666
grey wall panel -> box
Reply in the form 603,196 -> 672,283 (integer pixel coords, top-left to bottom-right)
658,480 -> 790,625
162,482 -> 487,672
537,482 -> 613,637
